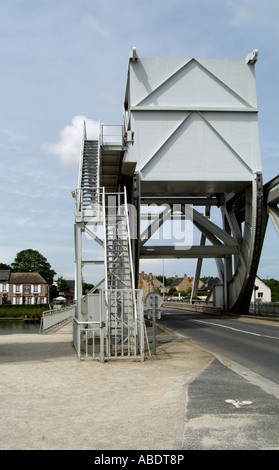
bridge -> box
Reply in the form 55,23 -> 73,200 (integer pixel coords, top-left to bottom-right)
70,48 -> 278,361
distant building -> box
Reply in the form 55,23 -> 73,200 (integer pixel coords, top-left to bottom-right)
138,272 -> 156,300
138,272 -> 168,300
8,272 -> 48,305
199,275 -> 272,304
199,277 -> 221,292
170,274 -> 202,293
62,279 -> 75,305
0,270 -> 10,304
251,276 -> 271,303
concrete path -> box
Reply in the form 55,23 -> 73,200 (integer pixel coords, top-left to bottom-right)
1,322 -> 278,450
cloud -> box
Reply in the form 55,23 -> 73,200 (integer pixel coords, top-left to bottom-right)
227,1 -> 251,26
42,116 -> 99,169
82,14 -> 110,38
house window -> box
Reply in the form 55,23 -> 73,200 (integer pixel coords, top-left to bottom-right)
23,285 -> 31,295
26,297 -> 32,304
15,285 -> 20,293
33,285 -> 39,293
258,292 -> 263,298
15,297 -> 21,305
1,283 -> 7,293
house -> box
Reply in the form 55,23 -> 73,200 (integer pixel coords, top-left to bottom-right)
251,276 -> 271,303
138,272 -> 167,300
0,270 -> 10,304
170,274 -> 202,293
138,272 -> 156,300
199,277 -> 221,293
8,272 -> 48,305
199,275 -> 271,304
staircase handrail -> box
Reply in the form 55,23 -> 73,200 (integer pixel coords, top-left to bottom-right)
102,187 -> 110,338
75,121 -> 87,214
124,186 -> 138,328
97,122 -> 101,207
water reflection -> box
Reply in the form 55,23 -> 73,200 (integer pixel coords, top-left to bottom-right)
0,320 -> 40,335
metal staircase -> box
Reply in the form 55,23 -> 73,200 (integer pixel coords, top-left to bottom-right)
77,138 -> 100,216
103,189 -> 137,356
73,123 -> 143,360
105,198 -> 133,290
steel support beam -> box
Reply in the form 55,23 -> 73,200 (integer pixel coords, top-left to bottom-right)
141,245 -> 239,258
265,175 -> 279,236
74,223 -> 83,321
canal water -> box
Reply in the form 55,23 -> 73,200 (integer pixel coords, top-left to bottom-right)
0,319 -> 40,335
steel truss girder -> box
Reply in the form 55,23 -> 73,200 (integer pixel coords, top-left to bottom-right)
264,175 -> 279,236
139,199 -> 239,258
135,173 -> 268,314
140,245 -> 239,258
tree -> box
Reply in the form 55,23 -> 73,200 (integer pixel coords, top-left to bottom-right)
56,276 -> 70,294
0,263 -> 12,270
83,282 -> 95,294
11,249 -> 56,284
262,278 -> 279,302
156,275 -> 175,286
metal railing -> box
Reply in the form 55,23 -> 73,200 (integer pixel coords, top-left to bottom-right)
75,186 -> 104,218
100,125 -> 124,146
249,302 -> 279,316
73,317 -> 105,361
40,305 -> 75,333
73,289 -> 144,361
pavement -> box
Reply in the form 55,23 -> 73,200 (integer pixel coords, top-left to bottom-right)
1,320 -> 279,451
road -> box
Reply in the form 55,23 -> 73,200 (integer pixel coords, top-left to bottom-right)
159,306 -> 279,387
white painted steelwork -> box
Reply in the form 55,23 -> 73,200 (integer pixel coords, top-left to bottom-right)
121,49 -> 271,314
73,290 -> 144,361
40,306 -> 75,334
71,48 -> 278,350
123,52 -> 261,196
72,122 -> 144,360
264,175 -> 279,236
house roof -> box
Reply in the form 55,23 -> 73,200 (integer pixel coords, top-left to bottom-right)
199,277 -> 221,291
139,272 -> 154,283
9,272 -> 47,284
170,277 -> 184,287
0,270 -> 11,282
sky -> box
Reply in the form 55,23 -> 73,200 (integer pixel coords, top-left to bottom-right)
0,0 -> 278,286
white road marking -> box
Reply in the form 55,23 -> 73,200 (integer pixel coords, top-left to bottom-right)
192,319 -> 279,340
225,399 -> 253,408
